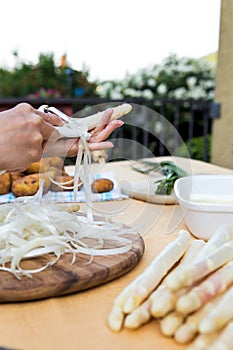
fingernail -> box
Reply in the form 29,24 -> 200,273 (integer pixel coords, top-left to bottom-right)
116,120 -> 124,126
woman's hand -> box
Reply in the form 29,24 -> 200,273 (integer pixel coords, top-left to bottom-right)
43,109 -> 124,157
0,104 -> 124,171
0,103 -> 61,171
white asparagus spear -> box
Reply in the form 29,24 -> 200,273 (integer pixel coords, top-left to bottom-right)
107,273 -> 143,332
176,261 -> 233,315
107,305 -> 125,333
108,230 -> 190,331
124,299 -> 151,329
54,103 -> 132,138
150,239 -> 205,318
159,311 -> 184,337
175,297 -> 220,344
165,240 -> 233,291
187,333 -> 219,350
123,230 -> 191,314
150,285 -> 180,318
194,225 -> 233,261
124,285 -> 183,330
208,321 -> 233,350
124,239 -> 204,330
199,285 -> 233,334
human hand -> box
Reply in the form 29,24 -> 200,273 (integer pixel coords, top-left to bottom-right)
0,104 -> 124,171
43,109 -> 124,157
0,103 -> 61,171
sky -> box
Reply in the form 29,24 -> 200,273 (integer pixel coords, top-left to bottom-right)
0,0 -> 221,81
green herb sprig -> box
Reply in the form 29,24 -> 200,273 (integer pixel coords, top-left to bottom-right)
131,160 -> 188,195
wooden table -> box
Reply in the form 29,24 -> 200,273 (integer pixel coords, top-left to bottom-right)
1,157 -> 232,350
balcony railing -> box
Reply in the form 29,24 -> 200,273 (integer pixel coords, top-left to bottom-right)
0,97 -> 220,162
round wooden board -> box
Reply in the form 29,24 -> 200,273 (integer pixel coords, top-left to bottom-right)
0,233 -> 144,303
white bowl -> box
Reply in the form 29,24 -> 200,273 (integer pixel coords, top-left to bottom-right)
174,175 -> 233,240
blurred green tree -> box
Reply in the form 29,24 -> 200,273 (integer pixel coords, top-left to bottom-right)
0,52 -> 97,98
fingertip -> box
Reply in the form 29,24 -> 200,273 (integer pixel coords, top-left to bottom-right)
102,109 -> 113,122
47,113 -> 64,126
110,119 -> 124,125
116,120 -> 124,126
89,141 -> 114,150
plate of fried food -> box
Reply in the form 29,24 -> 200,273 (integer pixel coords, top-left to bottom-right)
0,157 -> 75,198
0,157 -> 123,203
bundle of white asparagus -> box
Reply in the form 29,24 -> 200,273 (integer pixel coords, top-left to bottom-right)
107,224 -> 233,350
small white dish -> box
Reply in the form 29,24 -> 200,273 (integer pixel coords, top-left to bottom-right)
174,175 -> 233,240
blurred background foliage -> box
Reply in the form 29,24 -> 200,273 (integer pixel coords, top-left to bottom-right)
0,52 -> 98,98
97,54 -> 215,100
0,51 -> 216,101
0,51 -> 216,161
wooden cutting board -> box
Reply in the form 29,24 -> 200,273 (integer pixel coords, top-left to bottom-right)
0,232 -> 144,303
121,177 -> 177,204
